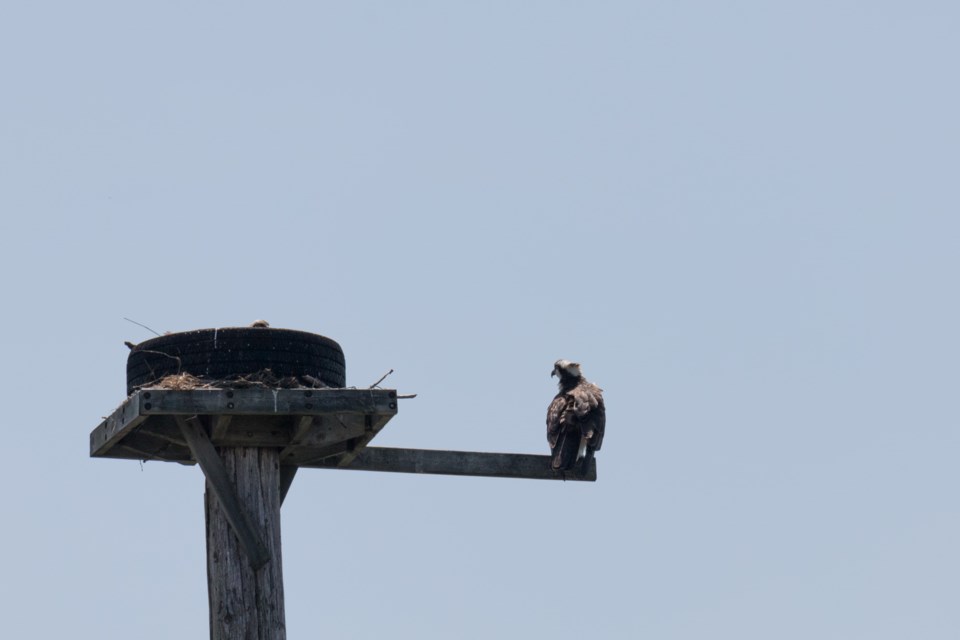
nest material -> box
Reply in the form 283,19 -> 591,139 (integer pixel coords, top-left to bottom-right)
138,369 -> 332,392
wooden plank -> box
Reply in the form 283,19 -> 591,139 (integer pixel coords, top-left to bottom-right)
140,388 -> 397,416
208,415 -> 292,448
113,442 -> 161,460
279,416 -> 316,460
288,416 -> 369,451
107,417 -> 193,463
89,393 -> 148,457
283,441 -> 352,467
175,416 -> 271,569
211,415 -> 233,441
206,447 -> 285,640
302,447 -> 598,482
137,428 -> 186,447
118,430 -> 188,461
90,389 -> 398,461
336,414 -> 390,468
277,415 -> 313,505
277,414 -> 380,469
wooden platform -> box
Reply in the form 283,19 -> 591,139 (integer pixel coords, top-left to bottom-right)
90,388 -> 596,482
91,388 -> 398,468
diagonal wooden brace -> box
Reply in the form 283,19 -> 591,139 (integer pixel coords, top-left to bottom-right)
175,416 -> 272,570
279,465 -> 298,506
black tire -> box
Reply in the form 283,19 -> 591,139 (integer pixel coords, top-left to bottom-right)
126,328 -> 346,394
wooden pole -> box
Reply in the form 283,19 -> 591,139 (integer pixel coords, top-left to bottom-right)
178,417 -> 271,568
205,447 -> 286,640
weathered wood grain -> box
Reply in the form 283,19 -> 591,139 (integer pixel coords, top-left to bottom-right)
90,389 -> 399,462
282,441 -> 352,467
211,415 -> 233,441
209,415 -> 292,448
302,447 -> 598,481
176,416 -> 271,569
206,447 -> 286,640
140,388 -> 397,416
279,416 -> 319,460
286,415 -> 370,452
336,414 -> 392,467
276,416 -> 313,505
89,395 -> 149,457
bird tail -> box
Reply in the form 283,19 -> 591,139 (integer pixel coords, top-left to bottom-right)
580,448 -> 595,475
552,431 -> 579,471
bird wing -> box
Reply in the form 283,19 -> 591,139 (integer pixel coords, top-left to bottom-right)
570,381 -> 605,452
546,393 -> 571,449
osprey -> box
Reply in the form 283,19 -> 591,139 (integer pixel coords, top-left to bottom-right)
547,359 -> 605,473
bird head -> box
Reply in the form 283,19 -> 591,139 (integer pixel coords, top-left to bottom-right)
551,359 -> 582,379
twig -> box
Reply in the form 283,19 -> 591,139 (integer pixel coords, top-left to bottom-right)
397,394 -> 418,399
368,368 -> 394,389
123,317 -> 162,337
301,374 -> 329,389
136,349 -> 182,384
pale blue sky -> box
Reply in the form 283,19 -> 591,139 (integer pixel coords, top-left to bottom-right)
1,2 -> 957,638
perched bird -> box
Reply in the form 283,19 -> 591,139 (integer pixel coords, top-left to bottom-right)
547,359 -> 605,473
250,320 -> 270,328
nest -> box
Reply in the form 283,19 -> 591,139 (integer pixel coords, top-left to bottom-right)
137,369 -> 332,392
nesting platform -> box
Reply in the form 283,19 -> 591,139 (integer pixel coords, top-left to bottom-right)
94,331 -> 596,640
90,387 -> 595,482
91,388 -> 397,468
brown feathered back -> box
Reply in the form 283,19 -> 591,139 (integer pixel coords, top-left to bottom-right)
547,372 -> 605,471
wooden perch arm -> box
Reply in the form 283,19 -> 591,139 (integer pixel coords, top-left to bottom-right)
300,447 -> 597,482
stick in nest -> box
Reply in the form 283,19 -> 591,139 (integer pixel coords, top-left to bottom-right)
368,369 -> 394,389
135,369 -> 337,392
123,317 -> 162,337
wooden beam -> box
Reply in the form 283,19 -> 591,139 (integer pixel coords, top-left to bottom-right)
90,393 -> 148,457
286,441 -> 351,467
284,415 -> 370,453
211,415 -> 233,441
336,414 -> 391,467
175,416 -> 271,569
113,442 -> 161,460
279,416 -> 317,460
141,388 -> 397,416
301,447 -> 597,482
279,466 -> 297,506
207,415 -> 292,447
277,416 -> 313,506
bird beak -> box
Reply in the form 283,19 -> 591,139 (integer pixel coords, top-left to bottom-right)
550,369 -> 556,377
